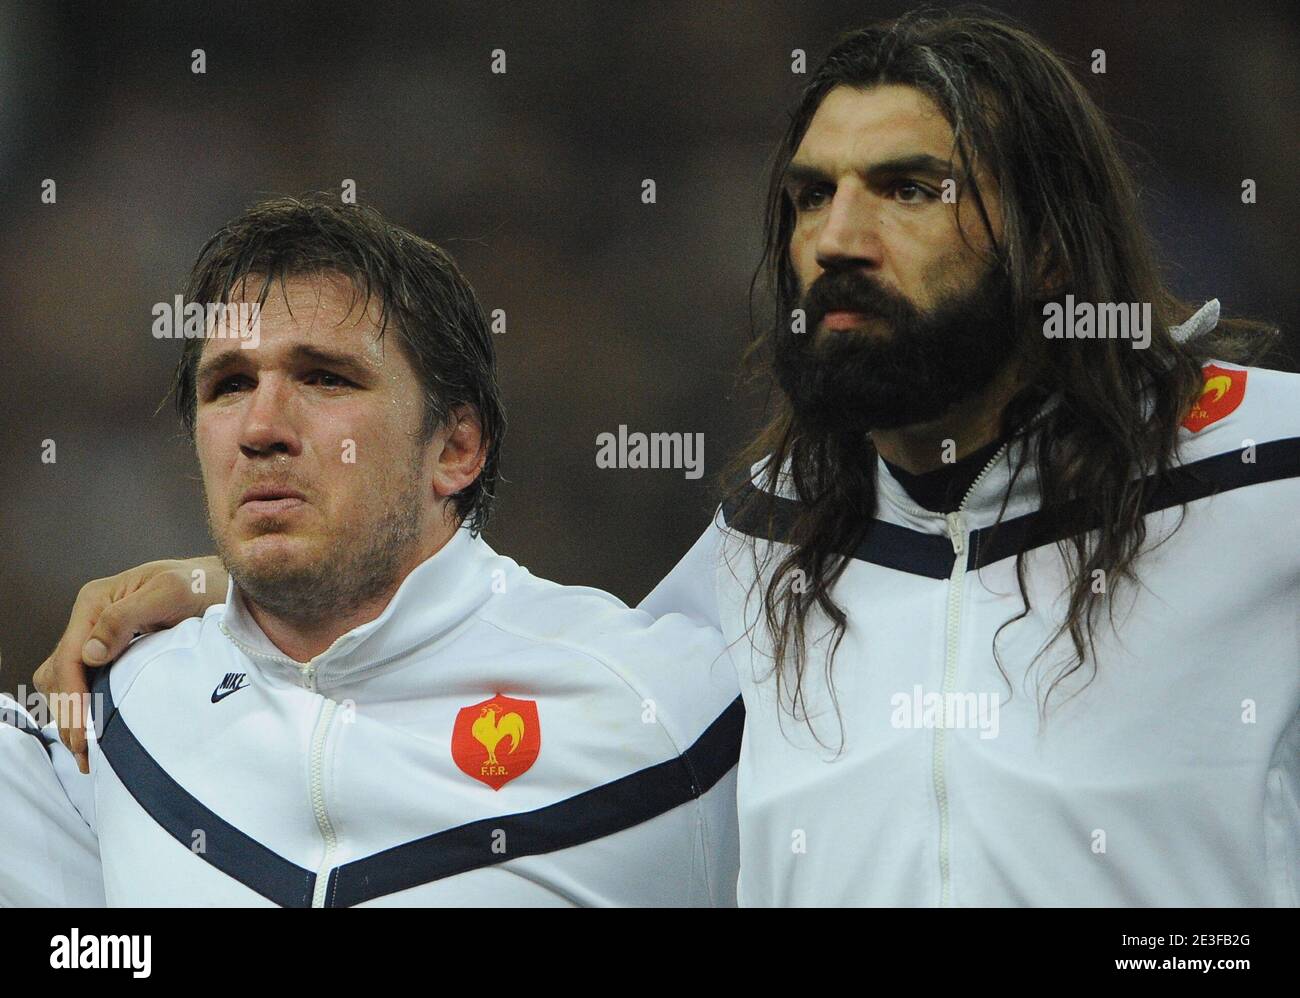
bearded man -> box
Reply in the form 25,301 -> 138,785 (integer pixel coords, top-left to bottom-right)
641,11 -> 1298,906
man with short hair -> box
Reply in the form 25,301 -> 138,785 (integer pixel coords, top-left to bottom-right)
7,194 -> 740,907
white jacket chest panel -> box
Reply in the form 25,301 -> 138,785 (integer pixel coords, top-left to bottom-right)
719,485 -> 1298,906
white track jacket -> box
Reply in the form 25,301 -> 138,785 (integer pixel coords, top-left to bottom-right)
642,349 -> 1299,907
2,529 -> 742,907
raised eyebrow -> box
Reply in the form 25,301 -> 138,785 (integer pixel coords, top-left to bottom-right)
288,344 -> 375,377
865,154 -> 955,181
195,349 -> 247,390
195,345 -> 375,391
783,162 -> 832,188
785,154 -> 955,187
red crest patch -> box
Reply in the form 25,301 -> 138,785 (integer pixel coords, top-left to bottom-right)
451,695 -> 541,790
1182,364 -> 1246,432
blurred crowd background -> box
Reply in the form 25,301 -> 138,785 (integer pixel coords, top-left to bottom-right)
1,0 -> 1296,692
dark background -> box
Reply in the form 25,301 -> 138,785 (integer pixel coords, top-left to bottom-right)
1,0 -> 1296,693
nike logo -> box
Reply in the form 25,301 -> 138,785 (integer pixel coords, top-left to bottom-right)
211,672 -> 249,703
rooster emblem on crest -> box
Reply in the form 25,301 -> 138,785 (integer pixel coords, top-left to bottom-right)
471,705 -> 526,766
1199,374 -> 1233,405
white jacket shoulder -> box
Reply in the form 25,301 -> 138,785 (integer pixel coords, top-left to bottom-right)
96,614 -> 213,715
476,572 -> 738,747
1181,362 -> 1300,452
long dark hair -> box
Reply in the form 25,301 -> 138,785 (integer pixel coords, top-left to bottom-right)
729,7 -> 1279,740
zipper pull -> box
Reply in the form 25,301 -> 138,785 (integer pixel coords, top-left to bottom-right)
945,511 -> 965,556
302,663 -> 316,691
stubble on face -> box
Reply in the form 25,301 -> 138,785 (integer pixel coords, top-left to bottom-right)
208,447 -> 428,629
195,273 -> 441,634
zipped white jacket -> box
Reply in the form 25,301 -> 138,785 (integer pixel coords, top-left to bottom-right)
642,341 -> 1299,906
32,528 -> 742,907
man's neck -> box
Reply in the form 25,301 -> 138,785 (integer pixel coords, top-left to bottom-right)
245,590 -> 395,664
872,362 -> 1024,475
242,528 -> 456,664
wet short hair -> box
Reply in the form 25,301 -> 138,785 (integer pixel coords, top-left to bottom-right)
173,193 -> 505,534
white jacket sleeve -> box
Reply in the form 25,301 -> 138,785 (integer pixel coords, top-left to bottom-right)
0,694 -> 105,907
638,510 -> 725,628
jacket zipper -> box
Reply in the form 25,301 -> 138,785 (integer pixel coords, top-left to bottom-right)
216,625 -> 344,907
307,670 -> 338,908
920,443 -> 1008,908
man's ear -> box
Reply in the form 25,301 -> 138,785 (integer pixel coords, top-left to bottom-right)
430,404 -> 486,503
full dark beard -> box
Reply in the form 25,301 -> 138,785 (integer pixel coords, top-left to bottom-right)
212,471 -> 426,629
774,263 -> 1019,438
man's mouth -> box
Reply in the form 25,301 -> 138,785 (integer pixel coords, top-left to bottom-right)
820,309 -> 883,332
238,486 -> 307,516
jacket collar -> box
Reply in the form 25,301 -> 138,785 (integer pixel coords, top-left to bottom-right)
217,525 -> 497,689
873,298 -> 1222,534
873,407 -> 1048,534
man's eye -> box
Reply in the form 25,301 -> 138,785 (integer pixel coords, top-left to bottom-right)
306,371 -> 353,389
213,376 -> 250,396
893,181 -> 936,204
793,183 -> 832,211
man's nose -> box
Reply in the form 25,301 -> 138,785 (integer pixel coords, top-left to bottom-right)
238,379 -> 302,459
814,182 -> 884,272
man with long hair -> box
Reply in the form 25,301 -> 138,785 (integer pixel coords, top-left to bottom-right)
32,10 -> 1298,906
640,8 -> 1297,906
